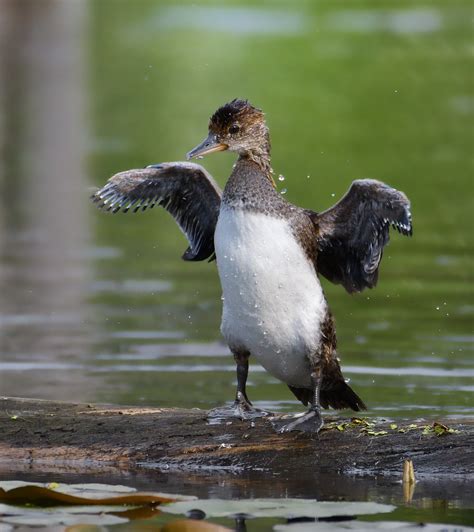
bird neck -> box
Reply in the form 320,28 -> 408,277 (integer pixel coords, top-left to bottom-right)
239,134 -> 274,186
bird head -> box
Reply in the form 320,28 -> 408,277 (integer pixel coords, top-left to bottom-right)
186,99 -> 269,160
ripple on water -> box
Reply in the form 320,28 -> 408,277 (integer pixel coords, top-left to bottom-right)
325,8 -> 442,34
89,279 -> 172,294
109,330 -> 186,340
136,6 -> 307,36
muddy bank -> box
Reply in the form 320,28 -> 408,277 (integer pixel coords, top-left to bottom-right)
0,397 -> 472,480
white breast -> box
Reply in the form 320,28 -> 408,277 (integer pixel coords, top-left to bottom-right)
214,206 -> 327,388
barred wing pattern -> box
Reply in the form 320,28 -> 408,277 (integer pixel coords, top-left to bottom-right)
91,162 -> 222,261
312,179 -> 412,293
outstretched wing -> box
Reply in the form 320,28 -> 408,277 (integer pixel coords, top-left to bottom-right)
311,179 -> 412,293
91,162 -> 222,261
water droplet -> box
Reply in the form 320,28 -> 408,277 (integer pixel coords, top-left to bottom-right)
331,193 -> 336,197
436,306 -> 440,310
278,282 -> 283,289
254,304 -> 259,309
196,155 -> 204,160
220,296 -> 225,301
278,174 -> 285,181
306,175 -> 311,179
280,188 -> 287,195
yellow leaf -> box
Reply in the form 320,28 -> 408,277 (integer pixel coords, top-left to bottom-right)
162,519 -> 232,531
0,485 -> 178,506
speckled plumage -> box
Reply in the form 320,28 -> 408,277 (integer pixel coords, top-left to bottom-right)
92,99 -> 413,431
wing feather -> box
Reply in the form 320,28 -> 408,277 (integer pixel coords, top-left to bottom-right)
312,179 -> 412,293
91,162 -> 222,262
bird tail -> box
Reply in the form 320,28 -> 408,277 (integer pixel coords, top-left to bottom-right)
288,380 -> 367,412
320,379 -> 367,411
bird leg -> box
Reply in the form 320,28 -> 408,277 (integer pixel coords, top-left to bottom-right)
208,348 -> 269,422
232,349 -> 270,419
275,364 -> 324,433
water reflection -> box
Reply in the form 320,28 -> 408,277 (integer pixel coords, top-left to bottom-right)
325,8 -> 442,34
0,0 -> 95,399
141,6 -> 307,35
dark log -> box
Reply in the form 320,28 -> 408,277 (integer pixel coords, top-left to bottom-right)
0,397 -> 472,483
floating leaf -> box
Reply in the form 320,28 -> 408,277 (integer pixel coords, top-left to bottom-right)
0,503 -> 129,526
0,482 -> 196,528
2,512 -> 126,527
0,481 -> 194,507
162,519 -> 232,531
162,499 -> 395,519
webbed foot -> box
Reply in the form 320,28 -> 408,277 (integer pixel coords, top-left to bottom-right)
272,407 -> 324,434
208,392 -> 270,422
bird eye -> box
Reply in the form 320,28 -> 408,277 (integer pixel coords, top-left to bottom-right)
229,124 -> 240,135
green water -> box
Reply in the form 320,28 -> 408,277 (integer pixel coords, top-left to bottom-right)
0,0 -> 472,528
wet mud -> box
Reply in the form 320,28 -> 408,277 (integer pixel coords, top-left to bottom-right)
1,397 -> 472,485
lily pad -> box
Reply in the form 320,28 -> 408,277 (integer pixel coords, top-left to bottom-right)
274,520 -> 474,531
2,513 -> 127,526
0,481 -> 195,506
0,480 -> 198,528
162,499 -> 395,519
0,501 -> 130,526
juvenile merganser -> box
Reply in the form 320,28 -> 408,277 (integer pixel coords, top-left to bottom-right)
92,99 -> 412,432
